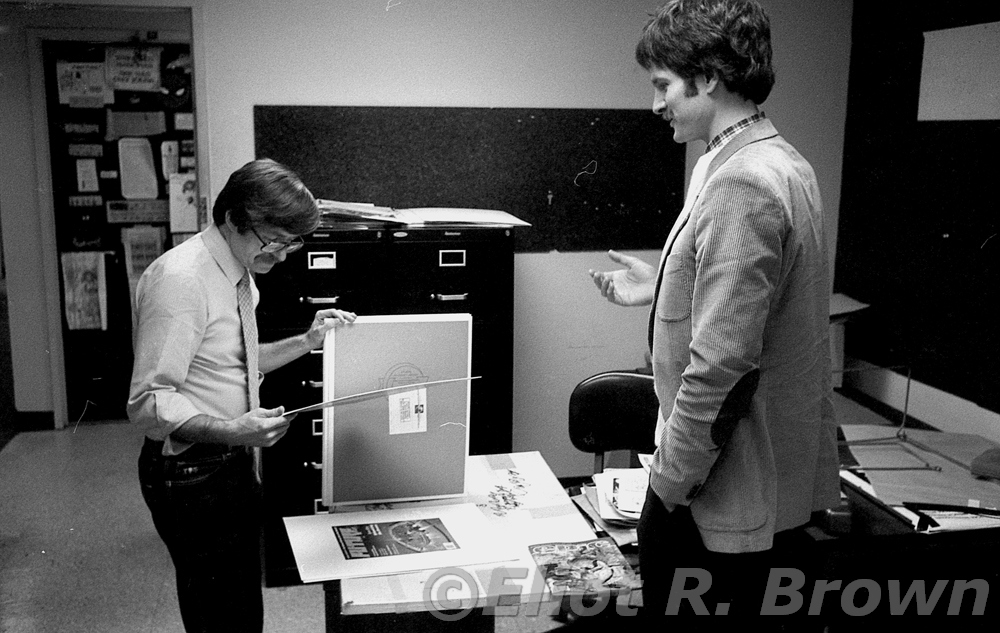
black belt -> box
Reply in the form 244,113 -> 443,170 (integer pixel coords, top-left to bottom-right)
143,437 -> 245,461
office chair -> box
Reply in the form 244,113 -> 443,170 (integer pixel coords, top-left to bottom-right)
568,370 -> 659,473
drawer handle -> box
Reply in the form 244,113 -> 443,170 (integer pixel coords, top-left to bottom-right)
430,292 -> 468,302
302,380 -> 323,389
300,296 -> 339,305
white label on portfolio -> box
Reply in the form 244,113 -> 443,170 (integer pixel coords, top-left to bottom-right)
388,388 -> 427,435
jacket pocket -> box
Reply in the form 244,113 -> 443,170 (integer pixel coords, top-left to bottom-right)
655,252 -> 693,323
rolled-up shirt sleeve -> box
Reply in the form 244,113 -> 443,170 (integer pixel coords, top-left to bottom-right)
127,266 -> 207,455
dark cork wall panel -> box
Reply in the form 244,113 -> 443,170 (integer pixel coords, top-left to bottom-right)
254,105 -> 686,253
836,3 -> 1000,413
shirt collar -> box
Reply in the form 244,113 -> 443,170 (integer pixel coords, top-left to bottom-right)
202,223 -> 247,287
706,111 -> 766,153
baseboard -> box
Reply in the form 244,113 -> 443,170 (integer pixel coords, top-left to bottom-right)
843,360 -> 1000,445
16,411 -> 56,432
0,411 -> 54,452
834,386 -> 938,431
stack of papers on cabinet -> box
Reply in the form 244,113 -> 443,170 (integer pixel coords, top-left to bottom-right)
317,200 -> 408,223
399,207 -> 530,226
317,199 -> 529,227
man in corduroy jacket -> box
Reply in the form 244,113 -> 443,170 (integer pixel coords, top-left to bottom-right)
590,0 -> 840,616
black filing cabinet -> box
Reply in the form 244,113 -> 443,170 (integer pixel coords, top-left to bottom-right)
254,220 -> 515,586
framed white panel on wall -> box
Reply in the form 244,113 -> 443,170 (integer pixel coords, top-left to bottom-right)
919,21 -> 1000,121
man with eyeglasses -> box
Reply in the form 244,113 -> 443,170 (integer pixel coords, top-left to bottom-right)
128,158 -> 355,632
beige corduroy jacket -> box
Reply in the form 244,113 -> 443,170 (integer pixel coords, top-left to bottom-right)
647,119 -> 841,553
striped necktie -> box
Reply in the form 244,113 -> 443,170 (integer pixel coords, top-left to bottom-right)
237,271 -> 261,479
237,271 -> 260,409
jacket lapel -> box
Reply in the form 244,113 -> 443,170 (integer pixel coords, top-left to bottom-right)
647,119 -> 781,352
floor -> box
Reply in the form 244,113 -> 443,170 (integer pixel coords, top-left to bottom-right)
0,420 -> 569,633
0,392 -> 891,632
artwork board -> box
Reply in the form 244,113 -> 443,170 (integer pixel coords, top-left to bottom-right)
322,313 -> 472,506
283,503 -> 518,582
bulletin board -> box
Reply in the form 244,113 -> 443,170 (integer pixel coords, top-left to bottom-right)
253,105 -> 686,252
321,314 -> 472,506
41,40 -> 196,422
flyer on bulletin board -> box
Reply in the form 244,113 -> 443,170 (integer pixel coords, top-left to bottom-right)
55,61 -> 113,107
105,46 -> 162,92
60,251 -> 108,331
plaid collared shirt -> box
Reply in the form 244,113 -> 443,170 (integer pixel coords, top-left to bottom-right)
705,111 -> 766,153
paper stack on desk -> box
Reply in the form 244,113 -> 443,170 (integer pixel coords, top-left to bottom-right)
592,468 -> 648,525
571,486 -> 637,547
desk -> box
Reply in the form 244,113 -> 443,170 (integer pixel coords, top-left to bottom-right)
284,451 -> 602,631
808,425 -> 1000,621
842,425 -> 1000,511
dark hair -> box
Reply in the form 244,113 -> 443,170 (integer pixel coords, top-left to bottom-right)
635,0 -> 775,105
212,158 -> 319,235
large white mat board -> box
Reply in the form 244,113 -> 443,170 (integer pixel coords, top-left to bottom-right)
284,503 -> 517,582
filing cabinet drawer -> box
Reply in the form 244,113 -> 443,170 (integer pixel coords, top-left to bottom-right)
262,447 -> 323,516
256,231 -> 388,328
386,230 -> 513,314
259,344 -> 324,411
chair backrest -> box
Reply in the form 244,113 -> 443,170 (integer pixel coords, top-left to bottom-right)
568,370 -> 658,473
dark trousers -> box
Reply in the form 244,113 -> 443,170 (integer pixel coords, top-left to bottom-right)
139,438 -> 264,633
637,486 -> 811,618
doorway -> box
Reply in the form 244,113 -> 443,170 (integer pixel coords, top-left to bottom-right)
0,4 -> 194,429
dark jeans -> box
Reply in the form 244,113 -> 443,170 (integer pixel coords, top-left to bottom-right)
637,486 -> 811,618
139,438 -> 264,633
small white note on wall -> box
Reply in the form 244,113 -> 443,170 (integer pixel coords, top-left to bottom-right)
388,388 -> 427,435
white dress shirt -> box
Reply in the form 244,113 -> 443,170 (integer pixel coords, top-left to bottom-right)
127,224 -> 258,456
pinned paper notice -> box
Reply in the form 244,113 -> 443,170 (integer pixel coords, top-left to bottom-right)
118,138 -> 158,199
389,388 -> 427,435
106,46 -> 161,92
169,172 -> 198,232
76,159 -> 99,193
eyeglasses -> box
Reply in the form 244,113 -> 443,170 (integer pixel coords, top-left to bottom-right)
249,226 -> 304,254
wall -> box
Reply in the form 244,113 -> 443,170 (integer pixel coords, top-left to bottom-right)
835,2 -> 1000,443
1,0 -> 853,477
